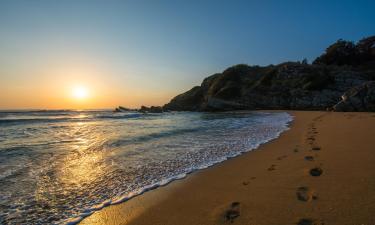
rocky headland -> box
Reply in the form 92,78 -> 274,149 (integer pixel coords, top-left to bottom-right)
163,35 -> 375,112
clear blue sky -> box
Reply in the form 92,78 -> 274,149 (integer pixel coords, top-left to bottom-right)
0,0 -> 374,109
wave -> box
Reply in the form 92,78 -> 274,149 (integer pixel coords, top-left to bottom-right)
94,113 -> 142,120
107,127 -> 201,147
0,111 -> 293,225
0,112 -> 146,125
63,114 -> 292,225
0,118 -> 83,125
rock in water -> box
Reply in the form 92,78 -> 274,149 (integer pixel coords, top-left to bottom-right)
138,106 -> 164,113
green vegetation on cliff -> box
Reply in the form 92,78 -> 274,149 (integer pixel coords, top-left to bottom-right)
164,35 -> 375,112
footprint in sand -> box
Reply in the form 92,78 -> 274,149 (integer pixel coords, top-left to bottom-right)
242,176 -> 256,185
297,218 -> 324,225
267,164 -> 276,171
307,137 -> 315,141
304,156 -> 314,161
277,155 -> 287,160
224,202 -> 241,223
296,187 -> 317,201
311,146 -> 321,151
309,167 -> 323,177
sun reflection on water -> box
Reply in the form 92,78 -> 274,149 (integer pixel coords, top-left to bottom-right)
0,110 -> 293,224
60,149 -> 105,187
58,121 -> 108,187
35,118 -> 113,215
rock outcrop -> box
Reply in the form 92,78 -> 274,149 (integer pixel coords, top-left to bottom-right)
163,35 -> 375,112
138,106 -> 164,113
333,81 -> 375,111
114,106 -> 133,112
113,105 -> 165,113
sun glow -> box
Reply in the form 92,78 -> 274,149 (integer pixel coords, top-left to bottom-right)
72,86 -> 89,100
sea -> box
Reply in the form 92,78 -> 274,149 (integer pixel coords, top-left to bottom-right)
0,110 -> 292,224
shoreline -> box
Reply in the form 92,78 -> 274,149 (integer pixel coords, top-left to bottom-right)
80,111 -> 375,225
66,111 -> 292,224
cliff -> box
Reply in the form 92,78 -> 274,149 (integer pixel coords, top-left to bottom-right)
163,35 -> 375,112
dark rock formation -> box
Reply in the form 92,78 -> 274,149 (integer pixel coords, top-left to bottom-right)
163,35 -> 375,112
333,81 -> 375,111
114,106 -> 133,112
114,105 -> 165,113
138,106 -> 164,113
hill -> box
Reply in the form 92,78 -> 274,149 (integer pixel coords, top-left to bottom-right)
163,36 -> 375,112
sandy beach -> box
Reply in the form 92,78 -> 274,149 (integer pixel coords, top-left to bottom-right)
80,111 -> 375,225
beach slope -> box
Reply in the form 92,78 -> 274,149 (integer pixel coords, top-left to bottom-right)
81,111 -> 375,225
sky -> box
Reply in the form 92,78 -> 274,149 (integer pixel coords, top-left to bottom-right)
0,0 -> 374,109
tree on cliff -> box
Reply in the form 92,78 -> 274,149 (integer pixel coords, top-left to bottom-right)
313,39 -> 358,66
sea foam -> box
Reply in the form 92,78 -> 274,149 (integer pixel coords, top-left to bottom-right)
0,110 -> 292,224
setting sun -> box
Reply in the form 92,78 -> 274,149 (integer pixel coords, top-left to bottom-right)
72,86 -> 89,100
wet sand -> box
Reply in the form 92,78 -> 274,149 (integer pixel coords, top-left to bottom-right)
80,111 -> 375,225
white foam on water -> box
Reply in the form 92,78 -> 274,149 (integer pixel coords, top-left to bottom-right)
61,112 -> 293,225
0,111 -> 293,224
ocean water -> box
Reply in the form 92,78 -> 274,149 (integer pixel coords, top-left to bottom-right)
0,110 -> 292,224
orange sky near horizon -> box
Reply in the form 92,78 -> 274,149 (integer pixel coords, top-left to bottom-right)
0,59 -> 178,110
0,83 -> 175,110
